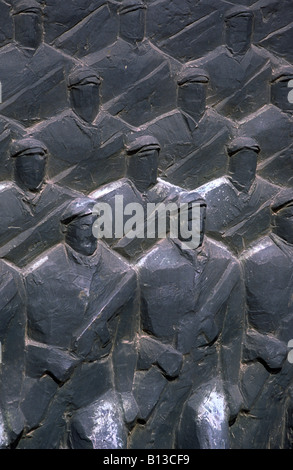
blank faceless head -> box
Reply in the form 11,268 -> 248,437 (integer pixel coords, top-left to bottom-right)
68,67 -> 101,123
227,137 -> 260,192
13,0 -> 43,50
61,198 -> 98,256
177,66 -> 209,123
225,8 -> 253,55
11,138 -> 48,192
126,134 -> 160,193
271,192 -> 293,245
119,0 -> 146,44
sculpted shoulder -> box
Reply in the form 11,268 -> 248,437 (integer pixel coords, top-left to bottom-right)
204,108 -> 236,129
99,241 -> 135,277
240,235 -> 281,265
90,178 -> 139,206
189,45 -> 226,67
137,238 -> 186,272
23,244 -> 68,278
0,259 -> 23,305
197,177 -> 234,202
205,236 -> 240,268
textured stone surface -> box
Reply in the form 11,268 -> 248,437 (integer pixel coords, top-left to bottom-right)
0,0 -> 292,450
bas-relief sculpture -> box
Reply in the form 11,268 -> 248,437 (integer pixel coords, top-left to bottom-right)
0,0 -> 292,449
0,0 -> 77,126
17,197 -> 137,449
232,191 -> 293,449
28,65 -> 130,192
91,133 -> 187,260
197,137 -> 281,254
142,65 -> 236,188
130,194 -> 245,449
0,137 -> 80,267
239,66 -> 293,187
84,0 -> 180,127
190,6 -> 274,121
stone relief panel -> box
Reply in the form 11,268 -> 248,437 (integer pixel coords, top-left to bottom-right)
0,0 -> 292,449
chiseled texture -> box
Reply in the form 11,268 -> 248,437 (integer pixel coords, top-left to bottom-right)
0,0 -> 292,450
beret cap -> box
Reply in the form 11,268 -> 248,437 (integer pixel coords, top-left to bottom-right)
10,137 -> 47,158
118,0 -> 146,15
225,5 -> 253,20
271,189 -> 293,213
125,134 -> 160,154
13,0 -> 42,15
272,65 -> 293,82
177,66 -> 209,86
227,137 -> 260,156
61,198 -> 96,225
68,66 -> 101,87
178,191 -> 207,206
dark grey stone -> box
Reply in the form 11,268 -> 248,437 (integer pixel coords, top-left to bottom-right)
0,260 -> 26,448
0,0 -> 292,451
133,367 -> 167,422
0,138 -> 81,267
190,7 -> 274,120
134,196 -> 245,447
20,376 -> 58,432
197,139 -> 281,254
25,344 -> 80,382
146,0 -> 228,63
29,65 -> 131,190
0,3 -> 77,126
84,4 -> 180,126
91,133 -> 187,260
69,391 -> 127,449
143,64 -> 236,187
235,193 -> 293,447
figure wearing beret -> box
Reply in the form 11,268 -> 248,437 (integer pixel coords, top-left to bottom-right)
0,0 -> 77,126
190,6 -> 273,120
18,198 -> 138,449
0,259 -> 26,448
142,64 -> 236,188
230,191 -> 293,448
129,193 -> 245,449
0,114 -> 26,181
90,133 -> 187,260
197,137 -> 281,254
239,66 -> 293,187
0,138 -> 80,267
84,0 -> 180,127
29,65 -> 131,193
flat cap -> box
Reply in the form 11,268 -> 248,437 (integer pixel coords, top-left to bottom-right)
272,66 -> 293,82
271,189 -> 293,213
178,191 -> 207,207
68,66 -> 101,87
13,0 -> 42,15
225,5 -> 253,20
61,198 -> 96,225
125,134 -> 160,154
227,137 -> 260,156
10,138 -> 48,158
177,66 -> 209,86
118,0 -> 146,15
